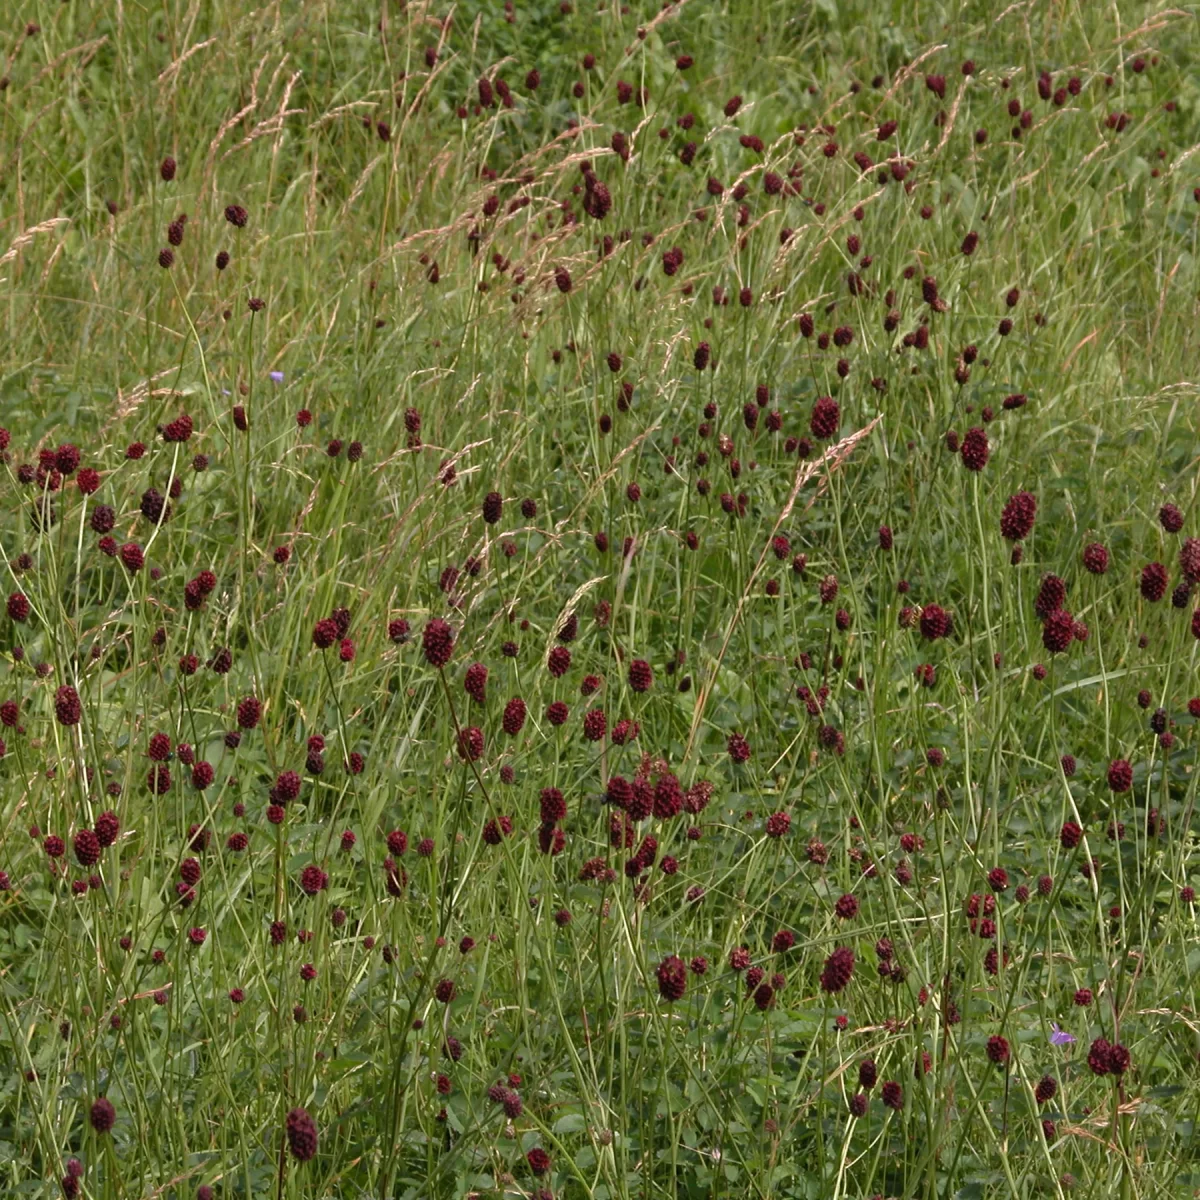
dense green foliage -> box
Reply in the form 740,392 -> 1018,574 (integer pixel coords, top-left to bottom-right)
1,1 -> 1200,1197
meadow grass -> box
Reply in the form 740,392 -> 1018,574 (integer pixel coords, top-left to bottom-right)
1,0 -> 1200,1197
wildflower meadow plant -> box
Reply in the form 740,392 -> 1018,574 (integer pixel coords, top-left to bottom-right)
0,1 -> 1198,1198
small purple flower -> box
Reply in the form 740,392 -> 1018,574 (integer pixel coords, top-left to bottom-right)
269,371 -> 285,383
1049,1022 -> 1075,1046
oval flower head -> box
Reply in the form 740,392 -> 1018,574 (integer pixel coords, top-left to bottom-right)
269,370 -> 285,383
1049,1022 -> 1075,1046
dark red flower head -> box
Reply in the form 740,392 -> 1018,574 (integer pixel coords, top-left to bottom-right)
819,946 -> 855,993
810,396 -> 840,440
1042,609 -> 1075,654
273,770 -> 301,804
1087,1038 -> 1112,1076
986,1035 -> 1010,1064
583,177 -> 612,219
74,829 -> 101,867
162,414 -> 193,443
656,954 -> 687,1001
1081,542 -> 1109,575
919,604 -> 951,641
653,773 -> 683,819
90,1096 -> 116,1133
583,707 -> 606,741
236,696 -> 262,729
535,787 -> 565,826
482,816 -> 513,845
53,443 -> 81,475
463,662 -> 488,704
960,427 -> 989,471
55,685 -> 82,726
1157,502 -> 1183,533
482,491 -> 503,524
422,618 -> 454,667
1107,758 -> 1132,793
1000,491 -> 1036,541
1177,536 -> 1200,584
1034,574 -> 1067,620
94,810 -> 119,846
498,695 -> 526,736
299,865 -> 328,895
6,592 -> 29,622
285,1107 -> 318,1161
1140,562 -> 1168,602
628,659 -> 653,692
